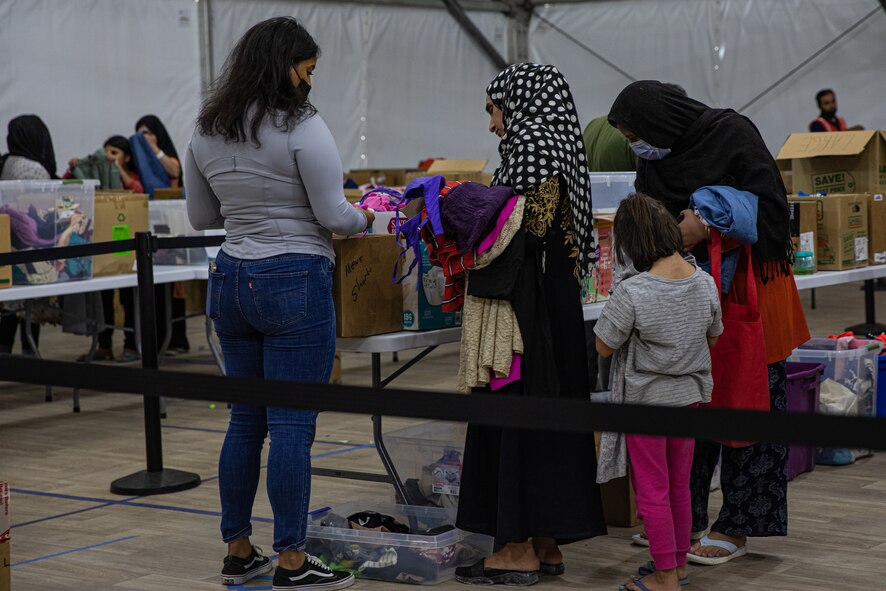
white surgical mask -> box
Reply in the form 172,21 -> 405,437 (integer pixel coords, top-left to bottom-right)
630,139 -> 671,160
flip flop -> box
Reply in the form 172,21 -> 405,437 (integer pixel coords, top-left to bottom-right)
637,561 -> 689,585
686,535 -> 747,565
618,577 -> 654,591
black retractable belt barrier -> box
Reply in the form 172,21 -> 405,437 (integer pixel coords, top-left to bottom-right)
109,232 -> 201,496
3,355 -> 886,451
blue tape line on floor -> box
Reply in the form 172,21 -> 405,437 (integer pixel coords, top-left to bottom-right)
12,502 -> 118,529
11,535 -> 139,567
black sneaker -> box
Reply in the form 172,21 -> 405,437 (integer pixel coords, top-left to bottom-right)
221,545 -> 274,586
272,554 -> 355,590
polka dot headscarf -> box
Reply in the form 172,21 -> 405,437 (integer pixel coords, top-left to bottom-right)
487,63 -> 595,276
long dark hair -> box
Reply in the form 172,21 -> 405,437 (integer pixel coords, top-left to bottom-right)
613,192 -> 684,272
104,135 -> 139,175
2,115 -> 59,179
134,115 -> 179,161
197,17 -> 319,146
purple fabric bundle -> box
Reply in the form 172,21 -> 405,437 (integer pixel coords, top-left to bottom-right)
0,204 -> 55,249
439,182 -> 514,253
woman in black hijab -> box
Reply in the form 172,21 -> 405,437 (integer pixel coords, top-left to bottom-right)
608,81 -> 809,568
0,115 -> 59,354
454,63 -> 606,587
0,115 -> 59,180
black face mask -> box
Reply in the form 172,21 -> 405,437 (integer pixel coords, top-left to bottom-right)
821,107 -> 837,118
297,77 -> 311,100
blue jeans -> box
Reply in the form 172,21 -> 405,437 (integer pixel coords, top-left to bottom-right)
210,250 -> 336,553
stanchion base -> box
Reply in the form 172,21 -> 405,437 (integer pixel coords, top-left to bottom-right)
845,323 -> 886,337
110,469 -> 201,496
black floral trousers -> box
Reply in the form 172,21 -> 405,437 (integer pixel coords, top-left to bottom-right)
690,361 -> 789,537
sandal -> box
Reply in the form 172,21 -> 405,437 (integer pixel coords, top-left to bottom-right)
637,561 -> 688,585
455,558 -> 538,586
686,535 -> 747,565
539,562 -> 565,576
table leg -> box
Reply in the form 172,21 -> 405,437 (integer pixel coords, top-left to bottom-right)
21,310 -> 53,404
370,352 -> 411,504
846,279 -> 886,336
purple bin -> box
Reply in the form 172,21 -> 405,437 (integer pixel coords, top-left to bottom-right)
786,362 -> 824,481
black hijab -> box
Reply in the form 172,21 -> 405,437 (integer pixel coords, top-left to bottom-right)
487,63 -> 595,276
2,115 -> 59,179
608,80 -> 792,280
135,115 -> 180,161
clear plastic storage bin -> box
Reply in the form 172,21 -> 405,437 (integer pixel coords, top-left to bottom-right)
384,422 -> 467,508
306,501 -> 493,585
148,200 -> 208,266
589,172 -> 636,213
0,179 -> 97,284
789,339 -> 883,462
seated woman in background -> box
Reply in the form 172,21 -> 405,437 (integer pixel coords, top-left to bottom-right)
134,114 -> 189,355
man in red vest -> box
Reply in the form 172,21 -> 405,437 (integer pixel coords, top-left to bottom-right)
809,89 -> 864,132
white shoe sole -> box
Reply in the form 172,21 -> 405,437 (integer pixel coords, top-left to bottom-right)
221,560 -> 274,585
272,573 -> 356,591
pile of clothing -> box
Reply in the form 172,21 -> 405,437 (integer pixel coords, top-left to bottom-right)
395,176 -> 525,392
356,187 -> 404,212
0,201 -> 93,284
306,509 -> 483,584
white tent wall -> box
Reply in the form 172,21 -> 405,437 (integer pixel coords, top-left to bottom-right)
210,1 -> 510,171
530,0 -> 886,154
0,0 -> 201,178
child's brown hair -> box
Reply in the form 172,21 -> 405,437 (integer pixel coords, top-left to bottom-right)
613,192 -> 684,271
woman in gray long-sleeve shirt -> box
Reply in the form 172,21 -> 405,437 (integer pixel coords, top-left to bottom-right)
185,17 -> 371,591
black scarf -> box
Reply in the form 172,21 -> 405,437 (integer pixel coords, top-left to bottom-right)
2,115 -> 59,179
487,63 -> 595,276
608,80 -> 792,280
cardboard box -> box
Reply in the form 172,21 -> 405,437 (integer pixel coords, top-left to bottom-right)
787,198 -> 818,272
344,189 -> 363,204
93,192 -> 149,276
795,193 -> 868,271
584,217 -> 613,303
153,187 -> 184,200
345,169 -> 417,188
776,131 -> 886,195
330,351 -> 342,385
0,215 -> 12,289
868,193 -> 886,265
369,211 -> 406,236
333,235 -> 403,337
405,160 -> 491,186
402,242 -> 461,331
1,482 -> 9,591
593,433 -> 640,527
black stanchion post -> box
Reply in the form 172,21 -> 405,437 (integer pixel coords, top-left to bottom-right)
110,231 -> 201,495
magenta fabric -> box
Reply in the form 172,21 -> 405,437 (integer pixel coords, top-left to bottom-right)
476,195 -> 518,255
489,354 -> 521,391
626,432 -> 695,570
